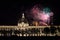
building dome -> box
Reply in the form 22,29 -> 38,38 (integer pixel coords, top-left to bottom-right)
18,13 -> 29,27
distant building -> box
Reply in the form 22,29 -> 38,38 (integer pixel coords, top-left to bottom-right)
32,21 -> 39,26
18,13 -> 29,27
0,13 -> 57,36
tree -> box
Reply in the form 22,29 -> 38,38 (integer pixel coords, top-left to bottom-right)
43,27 -> 50,36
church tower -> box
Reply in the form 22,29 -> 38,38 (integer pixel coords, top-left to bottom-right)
18,13 -> 29,27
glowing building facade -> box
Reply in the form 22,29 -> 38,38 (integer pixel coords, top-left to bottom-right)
0,13 -> 59,36
18,13 -> 29,27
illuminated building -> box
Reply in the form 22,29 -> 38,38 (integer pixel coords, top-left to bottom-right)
0,13 -> 59,36
18,13 -> 29,27
32,21 -> 39,26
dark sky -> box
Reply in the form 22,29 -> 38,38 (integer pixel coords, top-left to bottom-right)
0,0 -> 59,25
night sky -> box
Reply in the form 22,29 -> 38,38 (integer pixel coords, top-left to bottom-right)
0,0 -> 60,25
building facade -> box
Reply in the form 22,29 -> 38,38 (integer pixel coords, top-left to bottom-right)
0,13 -> 59,36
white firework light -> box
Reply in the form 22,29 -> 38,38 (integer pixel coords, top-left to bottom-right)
31,4 -> 53,26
